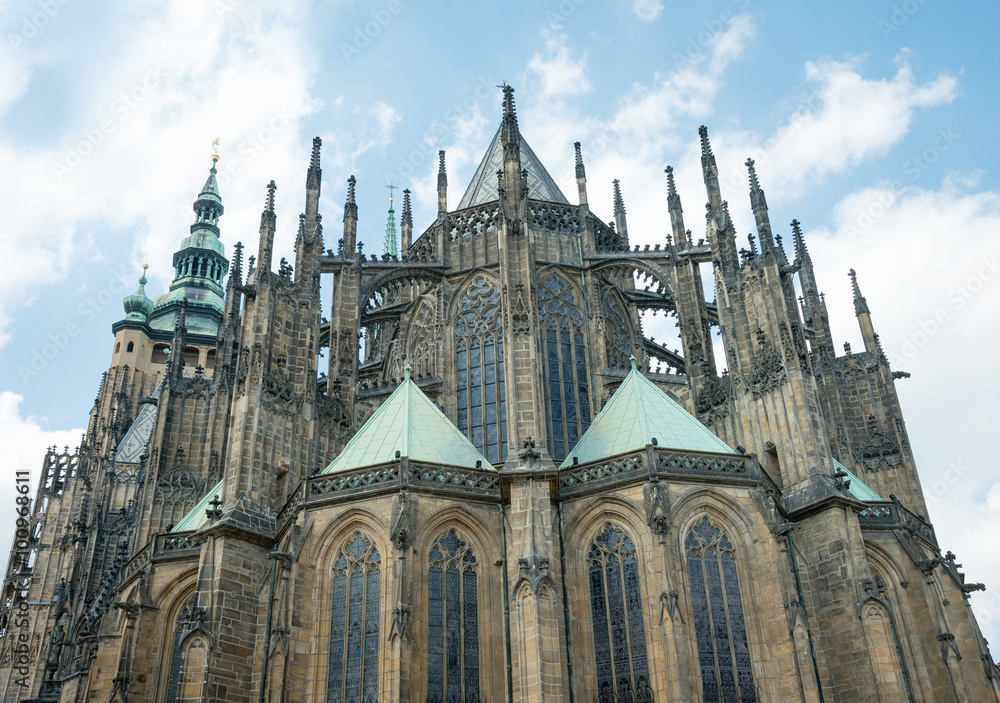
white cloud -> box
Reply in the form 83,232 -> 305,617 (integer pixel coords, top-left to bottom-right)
806,180 -> 1000,648
0,0 -> 350,353
527,32 -> 591,101
0,391 -> 84,561
631,0 -> 663,22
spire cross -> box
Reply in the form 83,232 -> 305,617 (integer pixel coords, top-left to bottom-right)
386,182 -> 397,204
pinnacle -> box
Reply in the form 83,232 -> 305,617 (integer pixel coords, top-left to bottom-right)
265,180 -> 277,213
698,125 -> 713,155
613,179 -> 626,215
402,188 -> 412,226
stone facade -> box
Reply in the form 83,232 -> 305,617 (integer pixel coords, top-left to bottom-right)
0,86 -> 997,702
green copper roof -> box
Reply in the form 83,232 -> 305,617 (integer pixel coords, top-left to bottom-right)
561,359 -> 733,468
171,479 -> 223,532
122,266 -> 154,322
835,458 -> 882,502
324,368 -> 494,474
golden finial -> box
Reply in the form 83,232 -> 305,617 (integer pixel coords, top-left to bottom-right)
140,251 -> 149,271
211,137 -> 221,163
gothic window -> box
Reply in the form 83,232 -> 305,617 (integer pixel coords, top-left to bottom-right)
587,523 -> 652,703
601,287 -> 632,370
455,276 -> 507,464
538,273 -> 591,462
406,299 -> 437,379
685,517 -> 757,703
328,532 -> 381,703
426,529 -> 480,703
166,596 -> 197,703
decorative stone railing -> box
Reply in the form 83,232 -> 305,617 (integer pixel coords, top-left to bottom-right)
857,501 -> 937,546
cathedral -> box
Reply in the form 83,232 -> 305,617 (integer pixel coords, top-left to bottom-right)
1,86 -> 998,702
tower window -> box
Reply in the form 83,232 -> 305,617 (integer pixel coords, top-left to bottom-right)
327,532 -> 380,702
685,516 -> 757,702
538,273 -> 591,461
587,523 -> 652,702
127,341 -> 134,353
426,529 -> 480,702
115,342 -> 121,354
455,276 -> 506,464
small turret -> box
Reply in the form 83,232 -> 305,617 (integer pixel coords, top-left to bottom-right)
574,141 -> 588,207
746,158 -> 774,252
437,151 -> 448,216
665,166 -> 686,251
850,268 -> 879,355
122,264 -> 153,323
612,179 -> 629,244
500,85 -> 522,204
343,176 -> 358,253
400,189 -> 413,253
384,185 -> 398,258
256,181 -> 277,274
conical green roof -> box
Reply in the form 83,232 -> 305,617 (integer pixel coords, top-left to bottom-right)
561,359 -> 734,468
324,368 -> 494,473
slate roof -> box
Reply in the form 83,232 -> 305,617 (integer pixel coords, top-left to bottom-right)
114,381 -> 163,464
456,126 -> 570,209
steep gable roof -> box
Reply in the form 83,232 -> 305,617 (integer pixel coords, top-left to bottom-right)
561,359 -> 734,467
114,381 -> 163,464
457,126 -> 570,209
323,368 -> 494,474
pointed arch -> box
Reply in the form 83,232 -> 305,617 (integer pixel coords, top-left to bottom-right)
453,272 -> 507,464
584,520 -> 654,702
326,530 -> 382,703
537,268 -> 592,461
682,515 -> 758,703
600,285 -> 635,371
424,527 -> 482,703
405,294 -> 439,380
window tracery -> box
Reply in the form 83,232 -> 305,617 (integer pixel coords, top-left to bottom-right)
601,287 -> 632,370
538,273 -> 591,461
426,529 -> 480,703
328,532 -> 381,703
587,523 -> 652,702
685,516 -> 756,703
455,276 -> 506,464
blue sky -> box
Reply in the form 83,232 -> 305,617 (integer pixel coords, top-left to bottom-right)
2,0 -> 999,648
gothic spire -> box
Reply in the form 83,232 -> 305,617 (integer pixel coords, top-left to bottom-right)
849,268 -> 870,316
343,175 -> 358,253
612,179 -> 629,243
168,298 -> 188,383
574,141 -> 589,207
501,85 -> 520,160
384,190 -> 398,258
665,166 -> 686,250
256,180 -> 277,274
400,188 -> 413,251
746,157 -> 774,252
307,136 -> 322,189
791,219 -> 811,263
437,150 -> 448,216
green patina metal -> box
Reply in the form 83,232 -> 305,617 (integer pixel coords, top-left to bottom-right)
171,478 -> 223,533
836,458 -> 882,502
324,365 -> 495,474
560,357 -> 734,468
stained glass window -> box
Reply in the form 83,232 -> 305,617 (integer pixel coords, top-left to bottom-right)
426,529 -> 480,703
455,276 -> 507,464
538,274 -> 591,461
328,532 -> 381,702
601,288 -> 633,370
685,517 -> 757,703
166,596 -> 197,703
587,523 -> 652,702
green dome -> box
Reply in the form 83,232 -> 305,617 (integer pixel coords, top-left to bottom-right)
123,267 -> 154,322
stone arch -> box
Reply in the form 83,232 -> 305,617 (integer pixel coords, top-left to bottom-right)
590,259 -> 676,299
360,268 -> 445,312
155,579 -> 199,702
414,504 -> 502,559
599,284 -> 637,370
674,496 -> 766,703
307,509 -> 390,703
446,267 -> 502,319
403,293 -> 439,380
